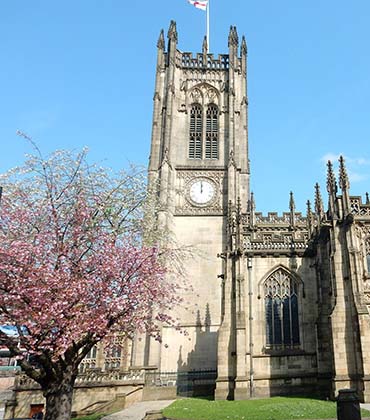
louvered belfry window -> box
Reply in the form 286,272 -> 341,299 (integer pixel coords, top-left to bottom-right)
189,104 -> 203,159
264,269 -> 300,348
205,104 -> 219,159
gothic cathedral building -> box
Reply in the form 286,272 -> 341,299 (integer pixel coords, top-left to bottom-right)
131,21 -> 370,402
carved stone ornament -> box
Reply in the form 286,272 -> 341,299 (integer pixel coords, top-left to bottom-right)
207,87 -> 217,103
188,83 -> 219,106
190,88 -> 202,103
175,170 -> 225,216
363,292 -> 370,304
180,80 -> 188,92
351,198 -> 370,217
355,224 -> 370,253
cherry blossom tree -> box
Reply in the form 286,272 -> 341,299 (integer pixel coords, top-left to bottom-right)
0,143 -> 181,420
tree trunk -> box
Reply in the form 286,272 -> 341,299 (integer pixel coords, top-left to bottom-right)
43,372 -> 76,420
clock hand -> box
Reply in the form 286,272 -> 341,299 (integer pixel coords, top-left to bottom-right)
200,181 -> 203,194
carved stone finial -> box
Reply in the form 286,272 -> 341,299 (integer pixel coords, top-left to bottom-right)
306,200 -> 313,235
326,161 -> 337,194
366,192 -> 370,205
339,155 -> 350,191
289,191 -> 296,227
157,29 -> 165,50
315,183 -> 324,216
249,192 -> 256,227
228,25 -> 233,46
228,200 -> 234,227
289,191 -> 295,213
167,20 -> 178,42
241,35 -> 247,55
307,200 -> 312,217
228,149 -> 236,167
202,36 -> 208,67
237,196 -> 241,218
233,26 -> 239,46
250,192 -> 255,210
202,36 -> 208,55
228,25 -> 238,47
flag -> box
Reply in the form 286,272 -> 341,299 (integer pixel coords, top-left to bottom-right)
188,0 -> 208,11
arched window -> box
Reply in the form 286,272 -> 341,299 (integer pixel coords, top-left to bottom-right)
205,104 -> 219,159
189,104 -> 202,159
264,269 -> 300,348
85,345 -> 97,359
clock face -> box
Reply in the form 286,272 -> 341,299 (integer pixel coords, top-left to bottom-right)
189,178 -> 216,205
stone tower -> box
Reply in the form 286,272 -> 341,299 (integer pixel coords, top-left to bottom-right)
131,21 -> 370,403
131,21 -> 250,376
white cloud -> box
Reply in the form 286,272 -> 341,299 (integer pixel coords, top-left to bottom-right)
320,153 -> 341,163
351,157 -> 370,166
320,153 -> 370,183
347,170 -> 367,183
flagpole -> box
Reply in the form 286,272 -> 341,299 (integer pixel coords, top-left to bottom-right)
207,0 -> 210,51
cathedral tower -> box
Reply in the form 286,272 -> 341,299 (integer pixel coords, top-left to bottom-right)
131,21 -> 250,377
132,21 -> 370,403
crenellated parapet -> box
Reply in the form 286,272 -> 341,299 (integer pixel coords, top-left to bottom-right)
253,211 -> 307,226
242,211 -> 310,256
179,52 -> 230,70
227,195 -> 311,256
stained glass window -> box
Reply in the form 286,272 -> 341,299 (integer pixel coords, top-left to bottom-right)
264,269 -> 300,348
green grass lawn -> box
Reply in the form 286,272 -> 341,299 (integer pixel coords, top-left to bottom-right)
163,397 -> 370,420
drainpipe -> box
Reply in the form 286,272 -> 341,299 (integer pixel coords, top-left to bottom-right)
247,256 -> 254,398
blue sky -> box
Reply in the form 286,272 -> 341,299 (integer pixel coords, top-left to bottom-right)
1,1 -> 370,213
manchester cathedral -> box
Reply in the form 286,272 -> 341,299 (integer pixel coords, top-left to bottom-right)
3,20 -> 370,418
130,21 -> 370,402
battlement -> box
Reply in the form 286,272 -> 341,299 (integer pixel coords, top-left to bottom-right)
254,212 -> 307,226
239,211 -> 307,227
176,51 -> 230,70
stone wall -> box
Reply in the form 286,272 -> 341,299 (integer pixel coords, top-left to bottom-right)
4,371 -> 145,418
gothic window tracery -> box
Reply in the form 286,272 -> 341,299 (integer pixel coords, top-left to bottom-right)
264,269 -> 300,348
205,104 -> 219,159
79,345 -> 97,372
189,104 -> 203,159
188,87 -> 219,160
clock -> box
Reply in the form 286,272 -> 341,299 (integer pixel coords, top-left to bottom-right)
188,178 -> 216,206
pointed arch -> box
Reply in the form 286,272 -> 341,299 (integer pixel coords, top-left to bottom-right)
260,265 -> 301,348
258,265 -> 303,293
187,82 -> 220,107
187,83 -> 220,160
